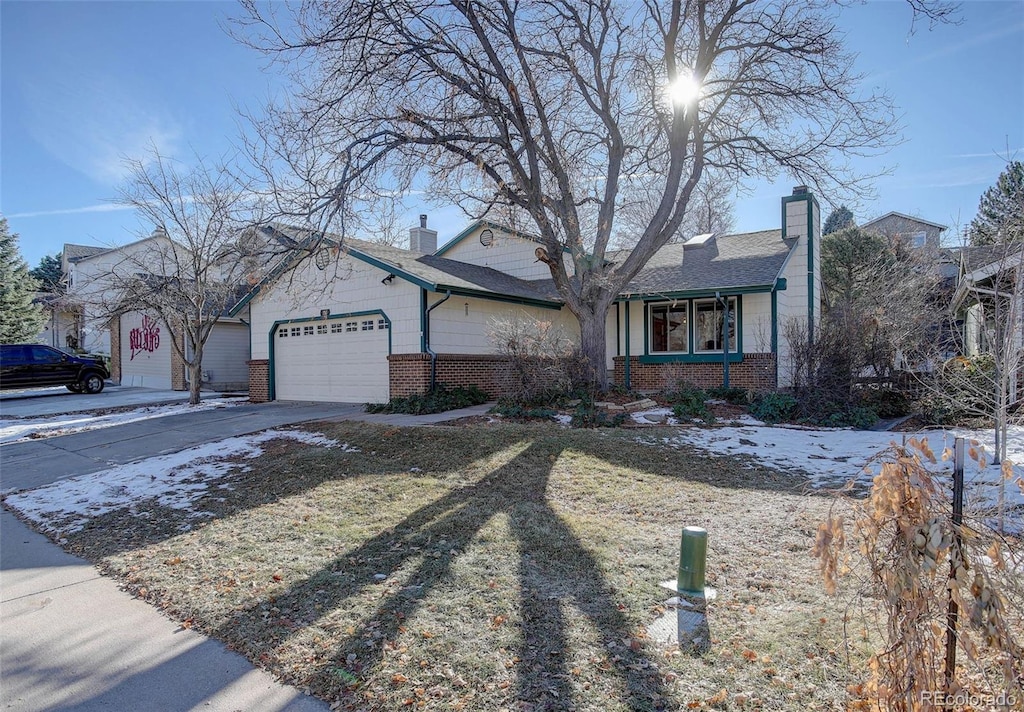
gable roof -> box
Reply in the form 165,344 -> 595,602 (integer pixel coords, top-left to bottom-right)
618,230 -> 794,296
862,211 -> 948,232
433,219 -> 547,257
64,243 -> 109,263
229,224 -> 563,316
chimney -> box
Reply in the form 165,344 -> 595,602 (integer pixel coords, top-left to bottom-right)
409,214 -> 438,253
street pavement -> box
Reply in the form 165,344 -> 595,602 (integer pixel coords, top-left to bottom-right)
0,392 -> 491,711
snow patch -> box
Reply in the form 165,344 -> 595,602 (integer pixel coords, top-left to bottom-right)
4,429 -> 351,533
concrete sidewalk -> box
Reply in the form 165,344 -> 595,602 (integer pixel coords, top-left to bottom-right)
0,398 -> 492,710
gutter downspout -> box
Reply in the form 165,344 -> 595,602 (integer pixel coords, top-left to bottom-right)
716,292 -> 730,389
424,291 -> 451,391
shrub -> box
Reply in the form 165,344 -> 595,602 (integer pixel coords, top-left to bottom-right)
663,383 -> 713,422
857,387 -> 912,419
570,403 -> 627,428
489,401 -> 558,420
749,391 -> 797,424
707,385 -> 749,405
365,384 -> 488,415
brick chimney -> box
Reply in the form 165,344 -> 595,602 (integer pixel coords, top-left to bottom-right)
409,214 -> 438,253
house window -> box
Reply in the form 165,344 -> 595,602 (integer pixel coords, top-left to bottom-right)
378,319 -> 388,330
345,321 -> 357,332
361,320 -> 374,331
694,298 -> 737,353
279,329 -> 288,338
649,303 -> 688,353
910,231 -> 927,248
331,322 -> 343,333
317,324 -> 327,335
290,327 -> 301,337
303,325 -> 314,336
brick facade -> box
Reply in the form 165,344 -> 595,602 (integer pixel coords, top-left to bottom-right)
108,315 -> 121,384
248,359 -> 270,402
612,353 -> 777,392
389,353 -> 511,399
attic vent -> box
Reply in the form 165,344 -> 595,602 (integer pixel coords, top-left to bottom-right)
683,232 -> 714,249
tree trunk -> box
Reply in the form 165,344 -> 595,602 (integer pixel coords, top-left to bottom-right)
188,356 -> 203,406
578,308 -> 609,393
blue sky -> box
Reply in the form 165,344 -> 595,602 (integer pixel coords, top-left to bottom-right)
2,1 -> 1022,269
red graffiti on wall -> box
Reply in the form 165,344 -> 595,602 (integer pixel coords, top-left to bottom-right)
129,315 -> 161,360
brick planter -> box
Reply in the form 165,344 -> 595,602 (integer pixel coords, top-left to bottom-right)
248,359 -> 270,402
612,353 -> 777,392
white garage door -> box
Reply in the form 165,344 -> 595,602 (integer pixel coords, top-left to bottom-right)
274,316 -> 389,403
120,312 -> 172,389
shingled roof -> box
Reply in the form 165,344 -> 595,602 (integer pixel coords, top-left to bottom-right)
64,244 -> 109,263
618,229 -> 795,296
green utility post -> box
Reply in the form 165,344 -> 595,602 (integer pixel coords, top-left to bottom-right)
677,526 -> 708,594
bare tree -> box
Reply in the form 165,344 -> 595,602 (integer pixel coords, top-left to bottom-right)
105,150 -> 265,405
234,0 -> 951,390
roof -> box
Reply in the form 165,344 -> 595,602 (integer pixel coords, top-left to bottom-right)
230,225 -> 563,315
862,212 -> 948,232
64,244 -> 109,263
234,223 -> 797,316
619,230 -> 794,296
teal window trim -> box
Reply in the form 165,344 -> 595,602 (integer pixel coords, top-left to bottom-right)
641,295 -> 743,359
267,309 -> 392,401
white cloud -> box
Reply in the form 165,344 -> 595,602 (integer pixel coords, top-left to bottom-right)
7,203 -> 134,219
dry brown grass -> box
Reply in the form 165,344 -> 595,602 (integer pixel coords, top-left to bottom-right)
50,422 -> 875,711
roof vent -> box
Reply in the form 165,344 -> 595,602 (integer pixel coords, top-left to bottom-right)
792,185 -> 809,195
683,232 -> 714,249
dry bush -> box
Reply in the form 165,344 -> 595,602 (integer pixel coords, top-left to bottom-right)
814,439 -> 1023,711
487,313 -> 589,403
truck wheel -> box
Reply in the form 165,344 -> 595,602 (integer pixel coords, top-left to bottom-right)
67,383 -> 84,393
80,373 -> 105,394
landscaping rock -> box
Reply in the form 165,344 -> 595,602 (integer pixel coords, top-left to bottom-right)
623,398 -> 659,412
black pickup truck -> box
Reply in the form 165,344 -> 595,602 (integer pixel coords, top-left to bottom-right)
0,344 -> 110,393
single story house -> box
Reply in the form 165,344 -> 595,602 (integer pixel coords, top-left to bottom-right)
237,187 -> 821,403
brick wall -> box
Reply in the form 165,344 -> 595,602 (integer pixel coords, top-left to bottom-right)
389,353 -> 513,398
248,359 -> 270,402
108,315 -> 121,384
612,353 -> 777,392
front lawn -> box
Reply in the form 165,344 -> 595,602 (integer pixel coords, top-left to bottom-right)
7,423 -> 870,711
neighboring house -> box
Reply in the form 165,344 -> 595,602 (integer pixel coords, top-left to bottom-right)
955,244 -> 1024,403
30,291 -> 81,350
60,233 -> 251,392
862,211 -> 948,253
237,187 -> 821,403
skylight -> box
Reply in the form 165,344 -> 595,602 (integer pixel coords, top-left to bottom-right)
683,232 -> 714,247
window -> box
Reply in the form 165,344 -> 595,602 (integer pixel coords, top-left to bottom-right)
649,303 -> 688,353
345,321 -> 357,332
29,346 -> 62,363
279,329 -> 288,338
303,325 -> 314,336
910,231 -> 927,248
290,327 -> 301,337
361,320 -> 374,331
694,298 -> 737,353
317,324 -> 327,335
378,319 -> 388,330
331,322 -> 343,333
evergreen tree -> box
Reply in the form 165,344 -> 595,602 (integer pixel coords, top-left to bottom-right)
968,160 -> 1024,245
823,205 -> 855,235
0,218 -> 46,342
30,253 -> 64,292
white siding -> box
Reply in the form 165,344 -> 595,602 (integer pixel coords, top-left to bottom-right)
196,322 -> 249,388
439,225 -> 572,280
742,293 -> 773,353
120,311 -> 172,389
775,195 -> 821,388
250,255 -> 422,361
428,298 -> 579,354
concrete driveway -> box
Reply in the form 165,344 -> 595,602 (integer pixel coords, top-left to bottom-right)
0,385 -> 198,419
0,395 -> 494,711
0,397 -> 370,712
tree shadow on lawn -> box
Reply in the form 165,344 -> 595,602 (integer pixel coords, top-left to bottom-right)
213,437 -> 672,710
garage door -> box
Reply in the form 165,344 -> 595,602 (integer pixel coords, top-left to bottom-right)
120,312 -> 172,389
274,316 -> 389,403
